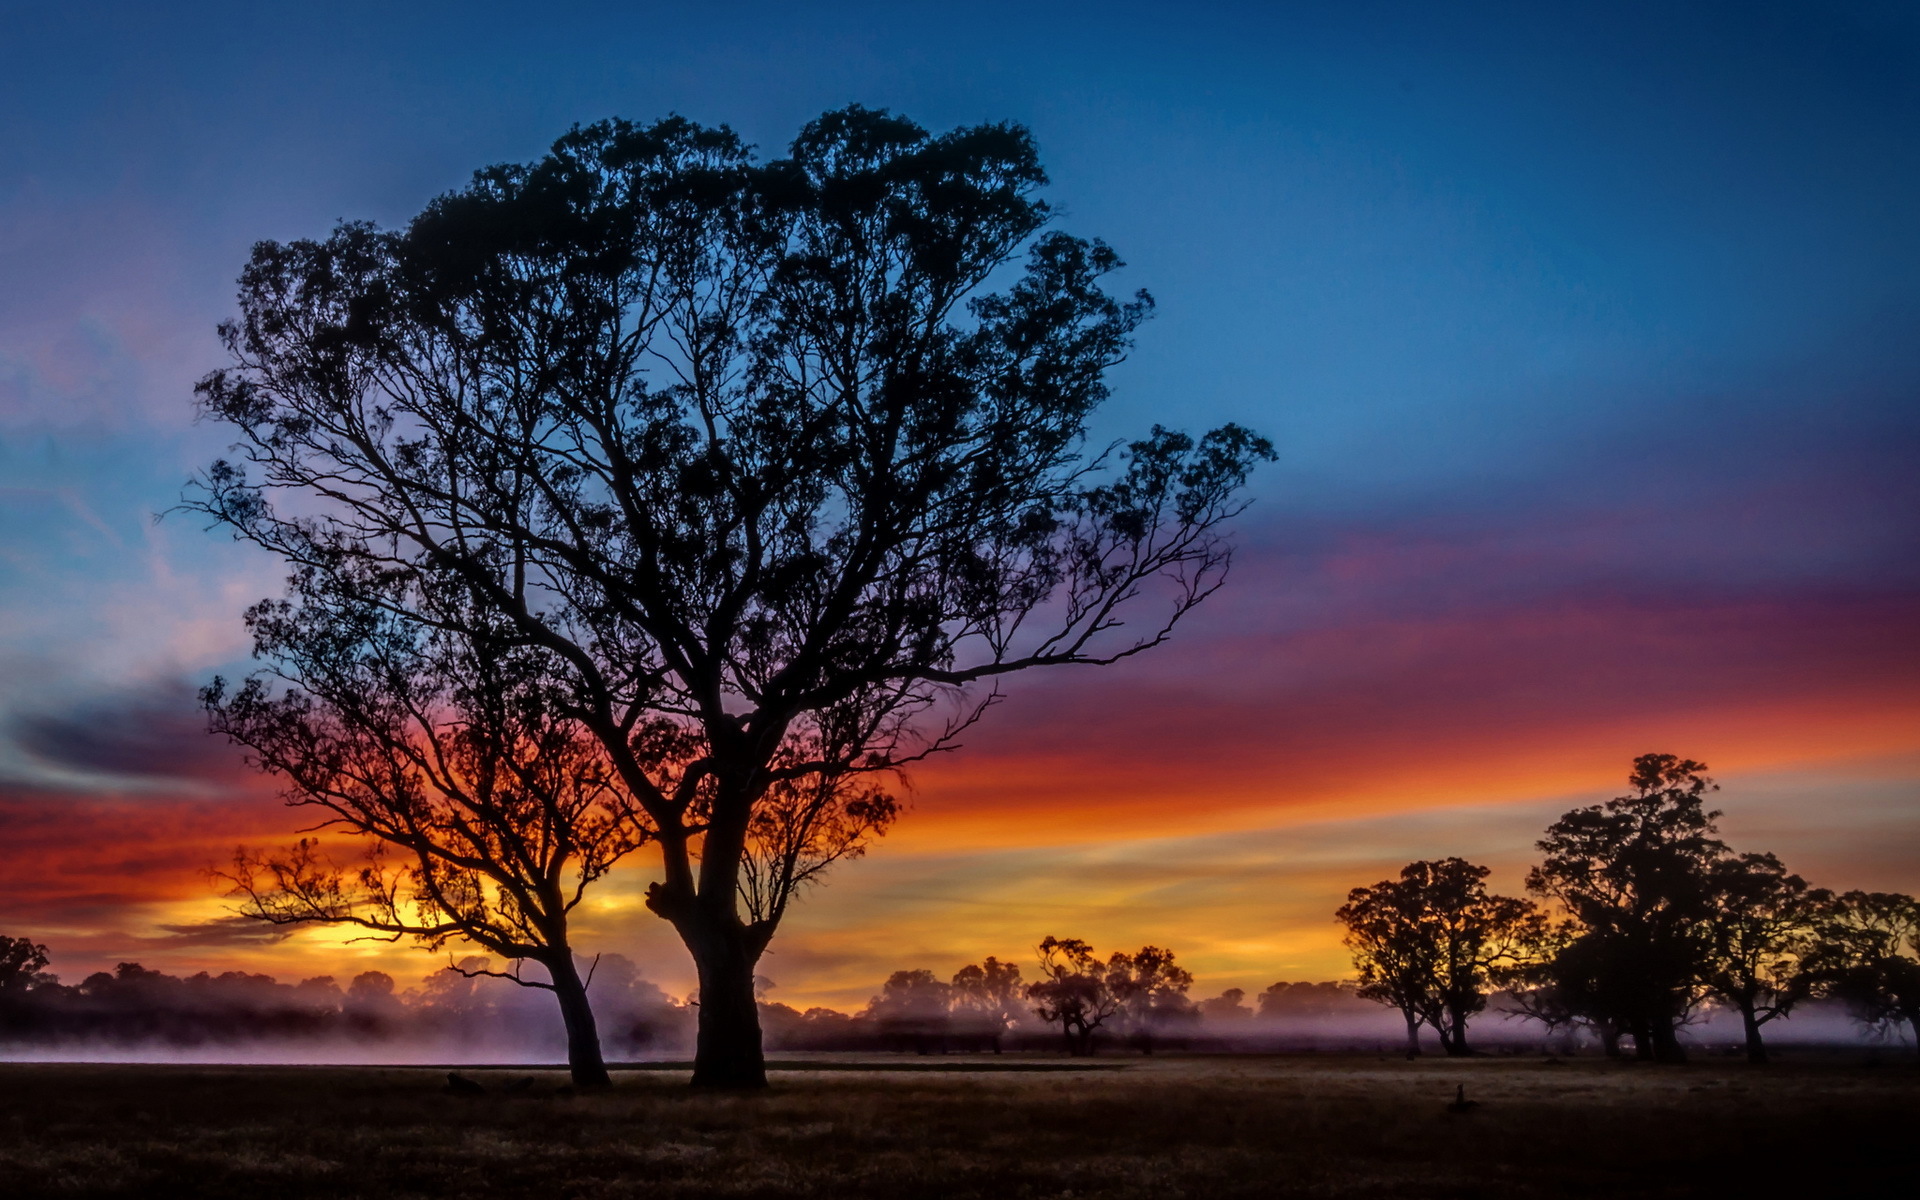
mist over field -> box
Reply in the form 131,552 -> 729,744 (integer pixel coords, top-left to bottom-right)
3,948 -> 1900,1066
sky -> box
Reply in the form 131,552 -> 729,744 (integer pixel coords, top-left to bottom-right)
2,0 -> 1917,1012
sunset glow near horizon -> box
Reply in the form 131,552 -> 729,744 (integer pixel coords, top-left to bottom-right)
2,2 -> 1916,1015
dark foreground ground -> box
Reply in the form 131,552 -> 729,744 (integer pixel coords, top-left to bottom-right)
0,1053 -> 1911,1198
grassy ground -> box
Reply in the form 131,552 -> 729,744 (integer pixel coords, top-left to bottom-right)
0,1053 -> 1910,1198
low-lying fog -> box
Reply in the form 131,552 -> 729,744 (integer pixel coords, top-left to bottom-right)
2,956 -> 1904,1063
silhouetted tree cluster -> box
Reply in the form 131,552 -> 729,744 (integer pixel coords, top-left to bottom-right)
1256,980 -> 1366,1020
750,959 -> 1381,1055
1024,936 -> 1197,1055
1336,857 -> 1541,1057
1339,753 -> 1920,1063
0,945 -> 687,1055
1801,891 -> 1920,1047
856,957 -> 1028,1051
191,102 -> 1270,1089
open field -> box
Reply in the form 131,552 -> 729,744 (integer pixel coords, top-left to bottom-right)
0,1054 -> 1911,1198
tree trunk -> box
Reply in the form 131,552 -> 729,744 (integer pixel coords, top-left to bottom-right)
1649,1018 -> 1687,1064
548,954 -> 611,1089
1740,1003 -> 1768,1066
1631,1018 -> 1655,1061
1442,1008 -> 1470,1057
650,811 -> 770,1089
1403,1010 -> 1421,1059
687,931 -> 767,1088
1599,1021 -> 1621,1059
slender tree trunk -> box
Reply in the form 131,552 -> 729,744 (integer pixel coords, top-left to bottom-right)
1403,1010 -> 1421,1059
548,953 -> 611,1089
1739,1002 -> 1768,1066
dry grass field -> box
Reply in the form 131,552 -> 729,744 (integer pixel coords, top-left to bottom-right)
0,1053 -> 1910,1198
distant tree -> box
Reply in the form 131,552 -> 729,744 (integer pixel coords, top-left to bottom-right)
1527,754 -> 1726,1063
1107,945 -> 1195,1052
1804,890 -> 1920,1053
951,957 -> 1025,1050
1336,857 -> 1540,1057
190,105 -> 1272,1088
866,969 -> 954,1050
1256,980 -> 1362,1020
204,570 -> 648,1089
343,970 -> 405,1033
0,936 -> 55,1033
1198,988 -> 1254,1022
1700,852 -> 1821,1064
0,936 -> 52,993
1027,937 -> 1121,1055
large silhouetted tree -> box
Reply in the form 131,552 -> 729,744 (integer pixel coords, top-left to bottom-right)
1527,754 -> 1726,1063
1336,858 -> 1539,1057
190,107 -> 1271,1087
203,573 -> 648,1088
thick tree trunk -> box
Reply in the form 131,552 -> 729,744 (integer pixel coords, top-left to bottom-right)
1649,1018 -> 1687,1064
1403,1010 -> 1422,1059
1442,1007 -> 1470,1057
1740,1004 -> 1768,1066
548,954 -> 611,1089
688,933 -> 767,1089
649,809 -> 770,1089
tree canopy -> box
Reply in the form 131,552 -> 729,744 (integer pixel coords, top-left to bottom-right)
1524,754 -> 1727,1063
191,105 -> 1270,1086
1336,857 -> 1538,1057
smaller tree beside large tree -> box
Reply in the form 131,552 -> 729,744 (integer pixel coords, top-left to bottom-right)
1700,852 -> 1821,1064
1804,890 -> 1920,1054
204,570 -> 653,1088
1336,857 -> 1539,1057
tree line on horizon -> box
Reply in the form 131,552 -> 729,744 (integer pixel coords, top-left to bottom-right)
0,948 -> 689,1055
1335,753 -> 1920,1064
0,935 -> 1371,1056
